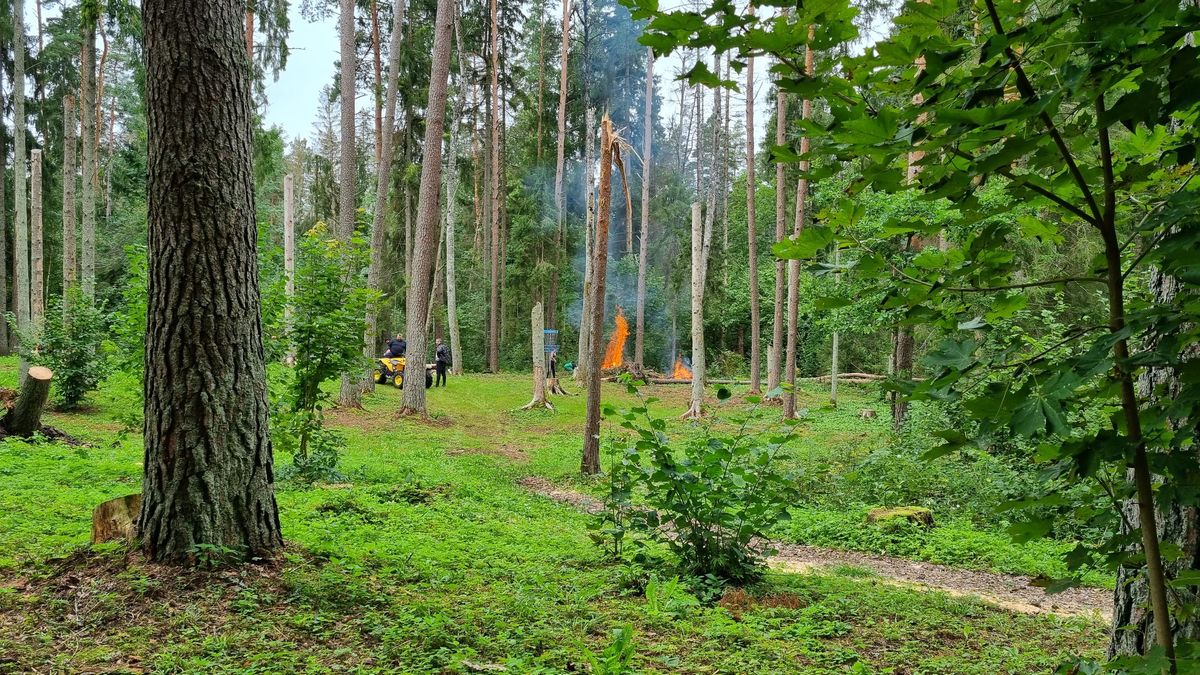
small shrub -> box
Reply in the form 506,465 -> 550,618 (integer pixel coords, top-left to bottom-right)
583,625 -> 636,675
596,382 -> 803,584
11,288 -> 114,409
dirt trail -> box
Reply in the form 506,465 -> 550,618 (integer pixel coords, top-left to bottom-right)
517,477 -> 1111,621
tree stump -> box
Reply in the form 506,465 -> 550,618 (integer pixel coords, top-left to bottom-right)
91,493 -> 141,544
3,366 -> 52,436
867,506 -> 935,529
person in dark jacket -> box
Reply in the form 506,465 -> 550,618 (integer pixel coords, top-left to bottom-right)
434,338 -> 449,387
384,333 -> 406,358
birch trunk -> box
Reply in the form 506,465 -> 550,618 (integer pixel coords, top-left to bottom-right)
634,47 -> 652,371
337,0 -> 361,407
548,0 -> 571,334
768,83 -> 787,395
362,0 -> 407,393
30,150 -> 43,330
63,95 -> 78,306
487,0 -> 502,373
784,27 -> 815,420
81,11 -> 97,305
581,116 -> 616,475
400,0 -> 454,415
745,47 -> 761,394
14,0 -> 30,372
139,0 -> 282,562
445,8 -> 467,376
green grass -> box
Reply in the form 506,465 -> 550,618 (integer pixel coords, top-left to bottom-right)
0,359 -> 1106,672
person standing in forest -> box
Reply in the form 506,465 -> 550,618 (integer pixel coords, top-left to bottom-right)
434,338 -> 449,387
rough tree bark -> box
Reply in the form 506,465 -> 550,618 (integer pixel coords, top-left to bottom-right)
445,7 -> 467,377
767,82 -> 787,396
548,0 -> 571,333
30,150 -> 42,329
139,0 -> 282,562
487,0 -> 502,373
522,302 -> 553,410
363,0 -> 407,394
745,44 -> 761,395
337,0 -> 361,407
399,0 -> 454,415
784,27 -> 815,420
62,95 -> 78,306
81,8 -> 97,305
581,115 -> 617,475
634,47 -> 652,372
14,0 -> 30,375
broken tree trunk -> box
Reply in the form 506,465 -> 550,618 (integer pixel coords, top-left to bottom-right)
4,366 -> 52,436
522,301 -> 553,410
91,493 -> 141,544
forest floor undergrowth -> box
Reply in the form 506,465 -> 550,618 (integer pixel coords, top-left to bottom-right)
0,359 -> 1109,673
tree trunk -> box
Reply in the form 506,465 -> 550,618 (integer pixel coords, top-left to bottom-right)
745,45 -> 761,395
534,2 -> 546,165
400,0 -> 454,415
683,201 -> 705,419
62,95 -> 78,307
14,0 -> 30,375
284,173 -> 295,329
139,0 -> 282,562
576,107 -> 596,383
767,83 -> 787,396
370,0 -> 383,165
487,0 -> 502,374
549,0 -> 571,333
363,0 -> 407,393
581,115 -> 616,475
445,10 -> 467,377
4,365 -> 51,436
784,27 -> 815,420
830,246 -> 840,407
522,302 -> 552,410
634,47 -> 652,371
1110,272 -> 1200,658
30,150 -> 42,330
244,8 -> 254,60
337,0 -> 361,407
81,11 -> 97,305
0,78 -> 9,355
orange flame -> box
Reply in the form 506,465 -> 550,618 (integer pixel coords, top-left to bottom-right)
672,358 -> 693,381
602,307 -> 630,369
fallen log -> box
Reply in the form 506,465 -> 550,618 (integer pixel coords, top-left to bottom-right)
3,366 -> 53,436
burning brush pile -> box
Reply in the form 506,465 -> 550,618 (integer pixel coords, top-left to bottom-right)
599,307 -> 693,382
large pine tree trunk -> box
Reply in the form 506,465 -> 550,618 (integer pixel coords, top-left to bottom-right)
784,27 -> 815,420
13,0 -> 30,374
400,0 -> 454,415
30,150 -> 43,329
767,84 -> 786,395
139,0 -> 282,562
337,0 -> 361,407
81,12 -> 97,306
745,46 -> 760,394
634,47 -> 652,372
1110,269 -> 1200,657
62,95 -> 78,307
487,0 -> 502,374
581,116 -> 616,475
363,0 -> 407,393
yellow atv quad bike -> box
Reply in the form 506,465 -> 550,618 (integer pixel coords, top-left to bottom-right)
374,357 -> 433,389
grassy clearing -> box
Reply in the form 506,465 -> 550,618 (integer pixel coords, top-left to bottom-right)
0,359 -> 1106,672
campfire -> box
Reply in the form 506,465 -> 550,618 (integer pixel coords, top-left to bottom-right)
672,358 -> 693,381
601,307 -> 630,370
